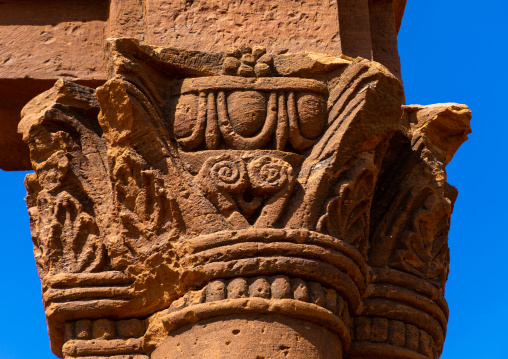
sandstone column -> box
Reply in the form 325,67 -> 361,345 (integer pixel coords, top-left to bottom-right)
14,1 -> 470,358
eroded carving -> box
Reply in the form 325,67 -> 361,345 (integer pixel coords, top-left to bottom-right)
19,39 -> 470,359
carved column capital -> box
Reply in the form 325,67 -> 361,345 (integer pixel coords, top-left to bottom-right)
19,38 -> 470,359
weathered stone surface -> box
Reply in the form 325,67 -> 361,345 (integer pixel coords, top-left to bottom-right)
143,0 -> 341,55
152,315 -> 343,359
0,0 -> 108,81
18,36 -> 470,359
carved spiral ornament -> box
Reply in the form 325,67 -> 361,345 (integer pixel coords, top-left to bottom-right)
206,155 -> 248,193
248,156 -> 294,195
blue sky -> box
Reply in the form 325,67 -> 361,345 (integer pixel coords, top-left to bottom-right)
0,1 -> 506,358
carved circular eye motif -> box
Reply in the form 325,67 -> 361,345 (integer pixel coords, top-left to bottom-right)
227,91 -> 267,137
296,93 -> 327,139
248,156 -> 294,195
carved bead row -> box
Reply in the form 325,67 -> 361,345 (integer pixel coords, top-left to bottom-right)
170,276 -> 350,320
354,316 -> 438,359
65,318 -> 145,342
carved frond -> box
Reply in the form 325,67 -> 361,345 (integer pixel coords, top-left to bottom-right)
286,58 -> 403,230
369,105 -> 471,291
19,80 -> 110,275
97,60 -> 230,245
317,154 -> 377,253
392,188 -> 452,288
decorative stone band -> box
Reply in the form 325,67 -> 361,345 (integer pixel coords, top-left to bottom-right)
43,272 -> 135,320
178,76 -> 328,95
63,318 -> 147,359
63,340 -> 145,358
349,267 -> 448,359
351,316 -> 438,359
141,228 -> 366,354
176,228 -> 367,311
145,275 -> 351,353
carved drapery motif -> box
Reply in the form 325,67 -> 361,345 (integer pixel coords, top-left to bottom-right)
172,79 -> 327,153
19,39 -> 470,358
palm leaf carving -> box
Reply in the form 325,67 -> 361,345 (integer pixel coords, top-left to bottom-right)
317,155 -> 377,253
19,80 -> 110,275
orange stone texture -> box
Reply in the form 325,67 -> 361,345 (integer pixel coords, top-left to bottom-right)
1,1 -> 472,358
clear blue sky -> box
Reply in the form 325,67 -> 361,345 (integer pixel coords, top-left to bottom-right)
0,1 -> 506,358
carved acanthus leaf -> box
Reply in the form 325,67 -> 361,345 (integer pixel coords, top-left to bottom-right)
369,105 -> 471,290
393,186 -> 451,287
95,75 -> 230,258
317,153 -> 377,253
19,80 -> 110,276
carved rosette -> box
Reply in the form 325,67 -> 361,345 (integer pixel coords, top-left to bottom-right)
19,38 -> 471,359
